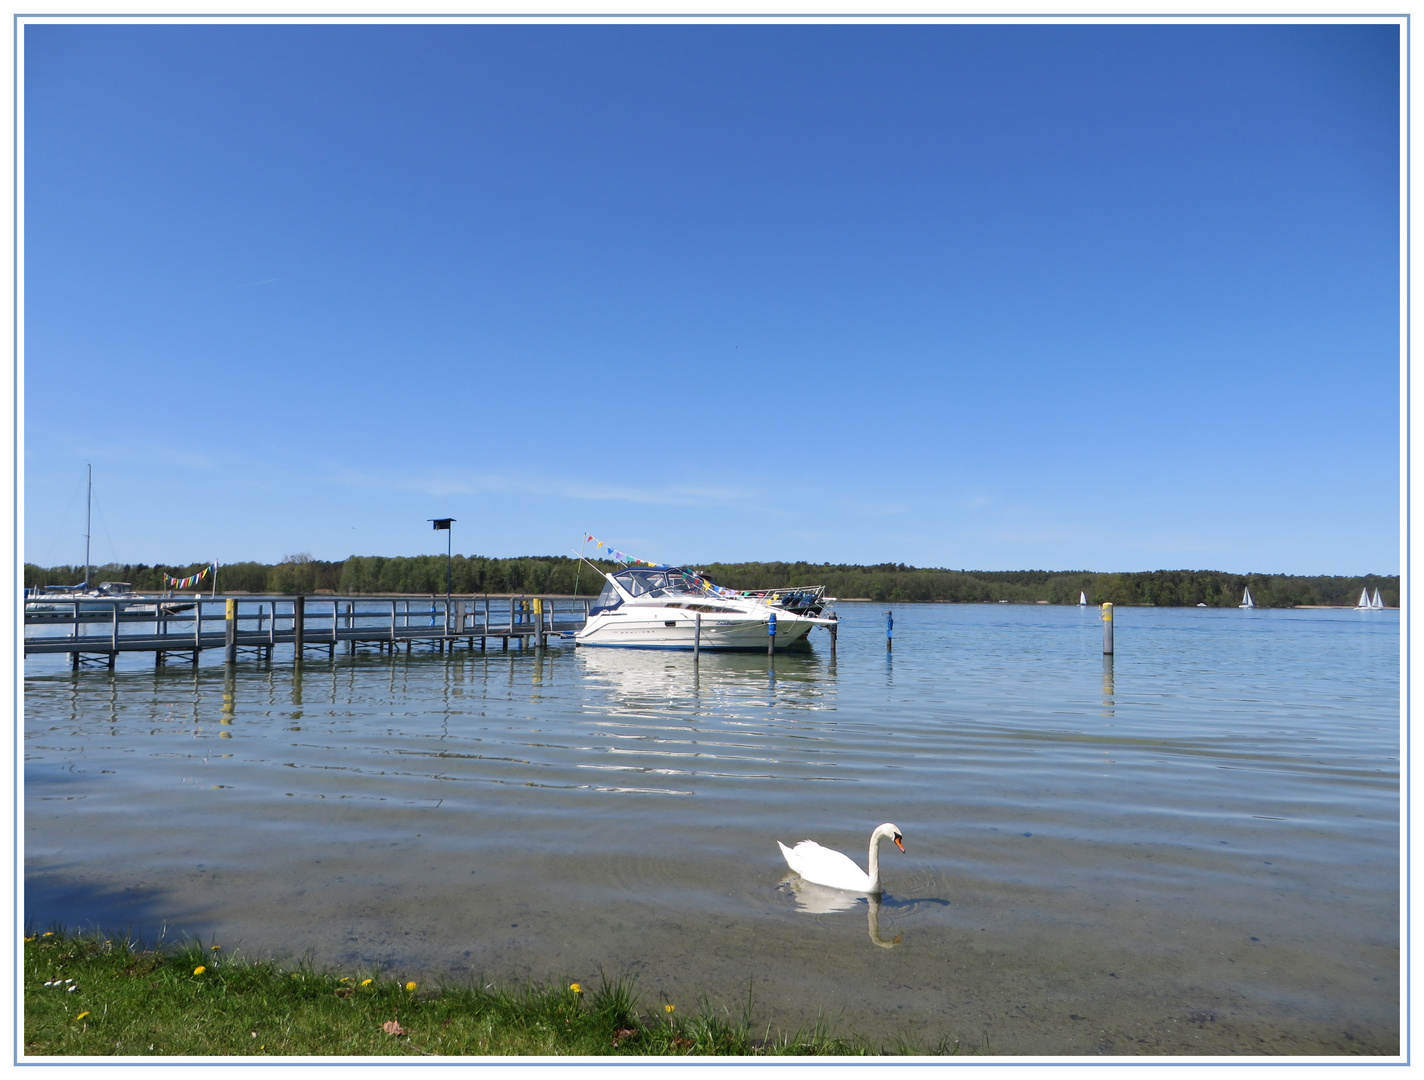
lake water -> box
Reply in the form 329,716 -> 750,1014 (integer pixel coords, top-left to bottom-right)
24,602 -> 1400,1057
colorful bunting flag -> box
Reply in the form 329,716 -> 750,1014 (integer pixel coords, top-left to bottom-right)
163,563 -> 215,589
582,536 -> 718,589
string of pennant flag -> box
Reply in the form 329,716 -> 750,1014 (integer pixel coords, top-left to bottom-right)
583,537 -> 738,598
163,563 -> 215,589
584,535 -> 660,568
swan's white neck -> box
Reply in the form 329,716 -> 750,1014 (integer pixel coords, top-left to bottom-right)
866,824 -> 896,893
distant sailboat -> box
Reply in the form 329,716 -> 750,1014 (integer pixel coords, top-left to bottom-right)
1078,592 -> 1087,606
1239,587 -> 1255,609
1357,588 -> 1373,610
1371,589 -> 1385,610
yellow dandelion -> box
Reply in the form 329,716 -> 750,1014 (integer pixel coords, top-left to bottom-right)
75,1012 -> 90,1021
569,983 -> 583,994
361,978 -> 373,986
23,936 -> 33,943
405,981 -> 418,991
42,932 -> 53,937
193,965 -> 206,975
339,977 -> 350,983
664,1004 -> 675,1013
210,945 -> 221,951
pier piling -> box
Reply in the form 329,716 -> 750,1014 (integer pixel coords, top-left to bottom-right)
293,595 -> 306,662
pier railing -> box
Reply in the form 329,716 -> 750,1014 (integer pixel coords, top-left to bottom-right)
23,594 -> 591,669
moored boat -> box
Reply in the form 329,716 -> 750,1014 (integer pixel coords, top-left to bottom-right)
26,464 -> 195,618
25,581 -> 193,617
576,564 -> 834,650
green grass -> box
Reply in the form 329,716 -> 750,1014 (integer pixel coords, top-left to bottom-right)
25,929 -> 957,1057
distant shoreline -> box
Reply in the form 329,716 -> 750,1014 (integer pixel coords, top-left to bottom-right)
177,591 -> 1393,610
26,558 -> 1398,611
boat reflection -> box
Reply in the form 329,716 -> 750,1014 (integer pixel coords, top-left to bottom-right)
577,644 -> 837,717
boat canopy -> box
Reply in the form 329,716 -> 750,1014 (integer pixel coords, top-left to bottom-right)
591,567 -> 723,615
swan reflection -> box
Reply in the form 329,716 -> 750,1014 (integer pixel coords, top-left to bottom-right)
778,875 -> 903,949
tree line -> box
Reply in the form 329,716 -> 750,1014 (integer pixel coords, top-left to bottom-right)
23,555 -> 1399,608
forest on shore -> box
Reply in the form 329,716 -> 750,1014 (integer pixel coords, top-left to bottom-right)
23,554 -> 1399,608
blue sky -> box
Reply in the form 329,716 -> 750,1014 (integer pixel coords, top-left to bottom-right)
21,21 -> 1401,575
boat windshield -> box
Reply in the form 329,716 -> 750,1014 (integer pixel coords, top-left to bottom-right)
590,577 -> 623,616
589,566 -> 727,615
614,568 -> 705,599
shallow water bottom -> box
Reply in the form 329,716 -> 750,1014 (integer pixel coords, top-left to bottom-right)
27,801 -> 1396,1056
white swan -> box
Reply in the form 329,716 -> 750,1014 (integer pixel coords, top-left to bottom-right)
777,823 -> 904,894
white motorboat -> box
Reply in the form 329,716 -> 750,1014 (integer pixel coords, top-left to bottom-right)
25,581 -> 193,617
576,565 -> 835,651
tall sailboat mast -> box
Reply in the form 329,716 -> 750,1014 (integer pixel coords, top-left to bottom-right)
83,464 -> 92,589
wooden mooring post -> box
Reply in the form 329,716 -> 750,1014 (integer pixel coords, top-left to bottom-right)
293,595 -> 306,661
225,598 -> 237,665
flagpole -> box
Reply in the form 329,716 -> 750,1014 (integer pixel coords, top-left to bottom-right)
574,533 -> 588,598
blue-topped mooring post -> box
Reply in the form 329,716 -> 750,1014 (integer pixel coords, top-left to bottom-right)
885,610 -> 893,651
1101,602 -> 1114,655
767,611 -> 777,656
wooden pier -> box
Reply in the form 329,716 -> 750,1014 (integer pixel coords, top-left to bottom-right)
23,595 -> 589,670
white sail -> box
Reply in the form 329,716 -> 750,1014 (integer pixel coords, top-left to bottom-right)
1371,589 -> 1385,610
1239,588 -> 1254,608
1357,588 -> 1372,609
1078,592 -> 1087,606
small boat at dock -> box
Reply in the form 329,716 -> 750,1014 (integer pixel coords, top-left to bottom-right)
25,581 -> 193,617
26,464 -> 194,617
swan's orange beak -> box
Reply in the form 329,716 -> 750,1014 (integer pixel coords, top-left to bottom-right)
894,835 -> 905,852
